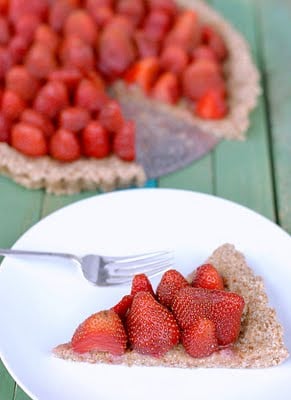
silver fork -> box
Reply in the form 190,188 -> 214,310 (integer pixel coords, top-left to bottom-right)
0,248 -> 172,286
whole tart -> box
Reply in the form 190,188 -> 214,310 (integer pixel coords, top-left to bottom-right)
53,244 -> 289,369
0,0 -> 260,194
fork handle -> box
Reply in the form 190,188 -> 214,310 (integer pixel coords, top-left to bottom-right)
0,248 -> 82,265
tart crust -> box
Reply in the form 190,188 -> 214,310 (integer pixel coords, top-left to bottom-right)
53,244 -> 289,368
0,0 -> 260,194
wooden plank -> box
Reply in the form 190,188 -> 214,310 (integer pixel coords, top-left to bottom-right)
159,154 -> 214,194
0,177 -> 44,248
0,178 -> 44,400
210,0 -> 276,221
257,0 -> 291,233
0,360 -> 15,400
13,386 -> 31,400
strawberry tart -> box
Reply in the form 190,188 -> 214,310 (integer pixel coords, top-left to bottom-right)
0,1 -> 260,194
53,244 -> 289,368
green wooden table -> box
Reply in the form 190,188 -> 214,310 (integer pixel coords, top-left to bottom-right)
0,0 -> 290,398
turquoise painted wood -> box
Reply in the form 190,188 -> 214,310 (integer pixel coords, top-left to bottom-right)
0,1 -> 290,399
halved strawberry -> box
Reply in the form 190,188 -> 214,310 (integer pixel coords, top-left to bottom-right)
130,273 -> 155,297
151,72 -> 180,104
195,89 -> 228,119
181,318 -> 218,358
124,57 -> 160,93
156,269 -> 189,308
111,294 -> 133,319
192,263 -> 224,290
71,310 -> 127,355
126,291 -> 180,357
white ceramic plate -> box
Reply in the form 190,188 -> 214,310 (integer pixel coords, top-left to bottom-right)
0,188 -> 290,400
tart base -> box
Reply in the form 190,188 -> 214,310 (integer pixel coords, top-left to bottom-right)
0,142 -> 146,194
53,244 -> 289,368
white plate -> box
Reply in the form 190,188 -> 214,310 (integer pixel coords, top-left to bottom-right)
0,188 -> 290,400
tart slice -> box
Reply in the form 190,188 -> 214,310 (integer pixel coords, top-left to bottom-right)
53,244 -> 289,368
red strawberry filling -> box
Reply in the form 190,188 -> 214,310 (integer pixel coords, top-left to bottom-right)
0,0 -> 229,162
70,262 -> 245,359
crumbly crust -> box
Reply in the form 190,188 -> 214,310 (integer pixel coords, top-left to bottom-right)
0,0 -> 260,193
0,142 -> 146,194
53,244 -> 289,368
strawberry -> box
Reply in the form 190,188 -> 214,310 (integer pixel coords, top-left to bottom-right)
111,294 -> 133,319
202,25 -> 228,62
81,121 -> 111,158
59,107 -> 90,133
116,0 -> 145,27
11,122 -> 48,157
147,0 -> 178,17
143,10 -> 172,42
5,66 -> 39,101
60,35 -> 94,73
86,1 -> 113,27
99,100 -> 124,133
49,129 -> 81,162
34,81 -> 69,119
124,57 -> 160,93
182,60 -> 225,101
64,10 -> 98,45
0,16 -> 10,45
151,72 -> 180,105
0,47 -> 12,79
71,310 -> 127,355
191,45 -> 218,63
192,263 -> 224,290
9,0 -> 48,22
98,19 -> 136,79
172,287 -> 212,330
75,78 -> 108,112
134,30 -> 160,58
34,24 -> 60,52
172,287 -> 245,346
21,109 -> 54,138
160,45 -> 188,75
49,68 -> 82,90
0,114 -> 11,143
130,273 -> 155,297
49,0 -> 77,33
25,43 -> 57,79
8,35 -> 29,65
195,89 -> 228,119
210,290 -> 245,346
113,120 -> 135,161
156,269 -> 189,308
1,90 -> 26,121
14,14 -> 40,44
181,318 -> 218,358
164,10 -> 201,52
126,291 -> 180,357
